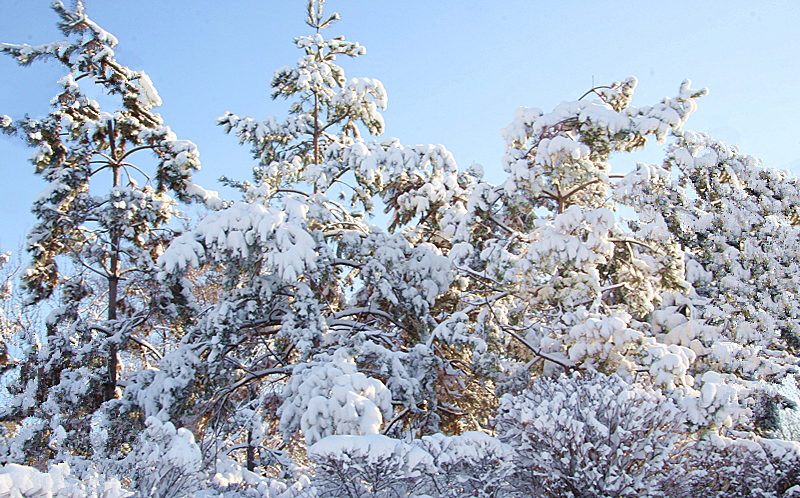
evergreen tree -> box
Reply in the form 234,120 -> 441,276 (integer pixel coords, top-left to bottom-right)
0,0 -> 212,468
143,0 -> 464,483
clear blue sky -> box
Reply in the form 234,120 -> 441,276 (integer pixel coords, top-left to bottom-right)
2,0 -> 800,250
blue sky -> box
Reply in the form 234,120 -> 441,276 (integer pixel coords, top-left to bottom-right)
2,0 -> 800,249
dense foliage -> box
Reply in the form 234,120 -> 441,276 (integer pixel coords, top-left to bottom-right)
1,1 -> 799,496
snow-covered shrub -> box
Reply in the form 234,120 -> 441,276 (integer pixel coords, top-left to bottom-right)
665,434 -> 800,497
307,434 -> 434,497
416,431 -> 512,497
197,457 -> 312,498
496,372 -> 686,496
116,417 -> 203,497
306,432 -> 511,497
0,462 -> 130,497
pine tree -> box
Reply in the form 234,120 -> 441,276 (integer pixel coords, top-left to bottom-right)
431,78 -> 707,401
0,0 -> 212,467
139,1 -> 472,483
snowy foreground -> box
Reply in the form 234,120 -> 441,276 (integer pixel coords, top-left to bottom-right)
2,0 -> 800,496
0,463 -> 128,497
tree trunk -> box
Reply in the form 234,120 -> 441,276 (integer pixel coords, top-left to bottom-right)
105,271 -> 118,401
246,383 -> 256,471
105,121 -> 120,401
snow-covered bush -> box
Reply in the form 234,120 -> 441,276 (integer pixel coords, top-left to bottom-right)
0,462 -> 130,497
306,432 -> 510,497
308,434 -> 434,497
496,372 -> 686,496
115,417 -> 203,497
665,434 -> 800,497
415,431 -> 511,497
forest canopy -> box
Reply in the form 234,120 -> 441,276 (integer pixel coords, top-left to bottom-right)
1,1 -> 799,496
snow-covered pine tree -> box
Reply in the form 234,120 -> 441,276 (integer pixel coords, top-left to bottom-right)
2,1 -> 800,496
128,1 -> 512,492
424,78 -> 707,413
0,0 -> 212,470
618,131 -> 800,431
146,5 -> 800,492
447,78 -> 800,493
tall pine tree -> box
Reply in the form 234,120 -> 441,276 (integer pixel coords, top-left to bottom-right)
0,0 -> 213,466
